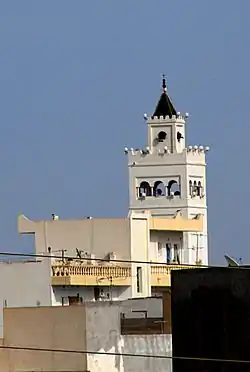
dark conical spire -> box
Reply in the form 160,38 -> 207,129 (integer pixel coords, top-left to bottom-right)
152,75 -> 177,118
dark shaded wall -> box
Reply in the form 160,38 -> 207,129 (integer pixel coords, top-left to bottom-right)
171,267 -> 250,372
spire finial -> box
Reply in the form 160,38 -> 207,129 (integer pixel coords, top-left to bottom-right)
152,75 -> 177,118
162,74 -> 167,92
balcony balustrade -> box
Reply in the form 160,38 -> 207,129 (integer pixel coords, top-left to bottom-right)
51,263 -> 198,287
51,264 -> 132,286
151,264 -> 196,287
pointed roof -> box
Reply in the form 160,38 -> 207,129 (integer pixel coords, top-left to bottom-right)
152,75 -> 177,118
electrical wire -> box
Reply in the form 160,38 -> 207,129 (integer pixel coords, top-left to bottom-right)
0,250 -> 244,269
0,251 -> 249,365
0,344 -> 250,364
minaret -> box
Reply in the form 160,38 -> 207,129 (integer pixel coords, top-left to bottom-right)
125,75 -> 210,265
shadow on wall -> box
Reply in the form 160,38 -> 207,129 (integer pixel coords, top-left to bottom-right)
85,301 -> 172,372
122,335 -> 172,372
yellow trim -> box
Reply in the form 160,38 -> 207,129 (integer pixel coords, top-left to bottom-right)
151,264 -> 197,286
51,265 -> 132,286
51,263 -> 199,287
150,214 -> 203,232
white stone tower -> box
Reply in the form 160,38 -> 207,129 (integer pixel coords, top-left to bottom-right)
126,75 -> 210,265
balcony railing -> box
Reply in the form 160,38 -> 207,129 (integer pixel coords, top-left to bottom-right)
51,264 -> 132,286
151,264 -> 197,286
51,263 -> 198,287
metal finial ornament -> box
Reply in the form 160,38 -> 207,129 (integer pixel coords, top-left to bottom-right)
162,74 -> 167,92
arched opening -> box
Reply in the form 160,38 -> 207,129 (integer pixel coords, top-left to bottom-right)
168,180 -> 181,197
139,181 -> 151,197
157,131 -> 167,142
166,243 -> 171,264
189,180 -> 193,196
177,131 -> 184,143
193,181 -> 197,196
197,181 -> 202,196
153,181 -> 165,197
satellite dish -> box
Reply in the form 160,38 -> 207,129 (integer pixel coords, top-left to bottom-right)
224,254 -> 240,267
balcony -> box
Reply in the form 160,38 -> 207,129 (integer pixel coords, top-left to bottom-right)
150,214 -> 203,232
51,263 -> 198,287
151,264 -> 197,287
51,264 -> 132,286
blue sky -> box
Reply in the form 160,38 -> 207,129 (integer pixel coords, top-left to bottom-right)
0,1 -> 249,264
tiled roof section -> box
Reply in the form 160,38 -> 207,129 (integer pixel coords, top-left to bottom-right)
152,75 -> 177,119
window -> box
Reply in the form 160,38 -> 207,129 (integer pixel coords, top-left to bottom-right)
138,181 -> 152,197
173,244 -> 180,264
153,181 -> 165,197
189,180 -> 193,196
197,181 -> 202,196
136,267 -> 143,293
166,244 -> 171,264
158,242 -> 162,257
94,287 -> 100,301
68,295 -> 83,305
168,180 -> 180,197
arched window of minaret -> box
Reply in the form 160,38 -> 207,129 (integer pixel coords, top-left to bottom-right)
197,181 -> 202,196
157,131 -> 167,142
168,180 -> 181,197
193,181 -> 198,196
177,131 -> 184,143
153,181 -> 166,197
189,180 -> 193,196
139,181 -> 152,197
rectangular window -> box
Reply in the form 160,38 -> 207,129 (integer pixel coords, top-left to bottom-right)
136,267 -> 143,293
166,244 -> 171,264
158,242 -> 162,257
94,287 -> 100,301
174,244 -> 180,264
68,295 -> 83,306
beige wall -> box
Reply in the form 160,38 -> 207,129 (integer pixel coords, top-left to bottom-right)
85,300 -> 172,372
19,214 -> 131,261
1,306 -> 87,372
0,259 -> 52,338
150,230 -> 183,262
0,300 -> 171,372
130,213 -> 151,298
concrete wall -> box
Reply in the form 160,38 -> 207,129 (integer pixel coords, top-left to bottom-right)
0,259 -> 51,337
0,299 -> 171,372
86,302 -> 122,372
122,334 -> 172,372
85,301 -> 172,372
1,306 -> 87,372
52,285 -> 132,305
120,297 -> 162,318
18,214 -> 131,261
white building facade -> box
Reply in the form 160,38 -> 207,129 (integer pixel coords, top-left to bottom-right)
127,75 -> 209,265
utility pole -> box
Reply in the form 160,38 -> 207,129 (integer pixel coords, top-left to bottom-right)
110,276 -> 113,301
53,249 -> 68,264
97,276 -> 113,301
191,233 -> 203,264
